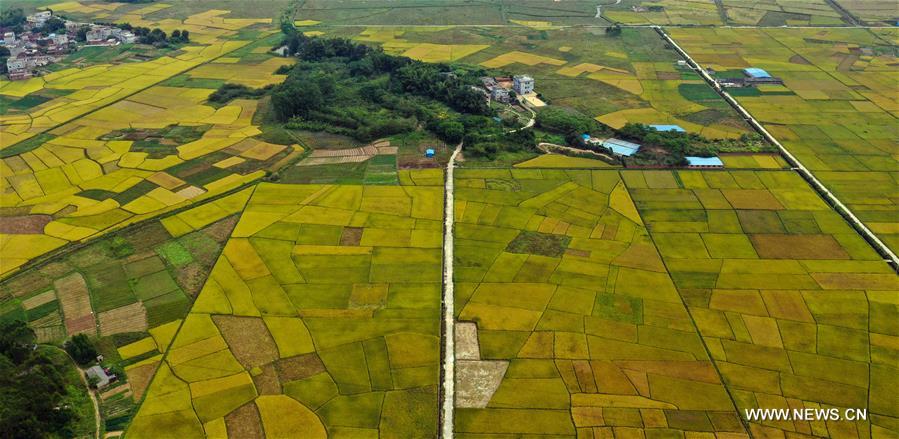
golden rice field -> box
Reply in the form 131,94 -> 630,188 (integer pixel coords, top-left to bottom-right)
453,168 -> 897,438
669,27 -> 899,253
0,5 -> 298,278
127,174 -> 445,437
627,169 -> 898,438
603,0 -> 723,26
0,83 -> 297,277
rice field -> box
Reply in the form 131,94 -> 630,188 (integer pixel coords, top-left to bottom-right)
721,0 -> 848,26
0,192 -> 247,431
627,169 -> 898,438
669,27 -> 899,254
452,169 -> 743,437
127,174 -> 444,438
0,6 -> 300,277
453,168 -> 897,438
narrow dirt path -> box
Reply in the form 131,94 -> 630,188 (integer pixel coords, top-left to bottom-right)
440,142 -> 462,438
50,346 -> 101,439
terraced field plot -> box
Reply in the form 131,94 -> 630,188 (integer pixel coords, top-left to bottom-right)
669,27 -> 899,253
602,0 -> 724,26
721,0 -> 847,26
628,169 -> 898,438
128,175 -> 445,438
452,169 -> 746,437
0,6 -> 299,277
0,190 -> 249,431
833,0 -> 898,25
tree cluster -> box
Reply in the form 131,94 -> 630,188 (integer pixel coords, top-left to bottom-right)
113,24 -> 189,45
0,321 -> 77,439
0,8 -> 26,30
209,83 -> 269,104
270,30 -> 521,154
64,334 -> 98,366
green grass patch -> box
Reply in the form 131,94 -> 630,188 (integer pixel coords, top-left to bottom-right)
0,133 -> 55,159
506,231 -> 571,257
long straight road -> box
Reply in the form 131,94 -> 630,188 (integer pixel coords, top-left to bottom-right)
440,142 -> 463,438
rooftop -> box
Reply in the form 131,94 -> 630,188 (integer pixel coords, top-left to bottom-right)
686,156 -> 724,167
649,124 -> 685,133
743,68 -> 772,79
86,365 -> 111,387
602,138 -> 641,156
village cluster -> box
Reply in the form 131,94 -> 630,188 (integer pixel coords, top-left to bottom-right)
1,9 -> 135,80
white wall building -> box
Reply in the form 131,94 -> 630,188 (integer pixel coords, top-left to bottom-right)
513,75 -> 534,95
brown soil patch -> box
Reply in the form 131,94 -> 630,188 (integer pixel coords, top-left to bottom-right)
174,263 -> 206,297
203,215 -> 240,242
126,363 -> 158,401
4,270 -> 53,297
455,360 -> 508,408
252,363 -> 282,395
126,222 -> 174,251
565,248 -> 591,258
750,234 -> 850,260
0,215 -> 53,234
656,72 -> 680,80
225,402 -> 264,439
340,227 -> 363,246
212,315 -> 279,368
55,273 -> 95,335
454,322 -> 480,360
789,54 -> 812,65
21,290 -> 56,309
98,302 -> 148,336
275,353 -> 326,382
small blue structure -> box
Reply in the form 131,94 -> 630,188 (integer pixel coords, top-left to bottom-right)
649,124 -> 685,133
582,134 -> 591,141
425,148 -> 436,158
743,68 -> 772,79
602,138 -> 641,157
686,156 -> 724,168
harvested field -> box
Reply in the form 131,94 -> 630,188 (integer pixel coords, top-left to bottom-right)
212,315 -> 280,368
55,273 -> 95,335
98,302 -> 149,336
0,215 -> 53,234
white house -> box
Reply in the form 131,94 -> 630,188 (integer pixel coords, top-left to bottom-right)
513,75 -> 534,95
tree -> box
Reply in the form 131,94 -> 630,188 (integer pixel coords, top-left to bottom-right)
0,8 -> 26,28
0,320 -> 76,439
605,23 -> 622,36
39,17 -> 66,35
64,334 -> 98,365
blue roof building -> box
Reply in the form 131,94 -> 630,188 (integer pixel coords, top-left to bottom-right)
686,156 -> 724,168
743,68 -> 772,79
425,148 -> 435,158
649,124 -> 685,133
602,138 -> 641,157
582,134 -> 591,141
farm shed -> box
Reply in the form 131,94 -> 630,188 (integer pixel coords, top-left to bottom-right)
602,138 -> 641,156
686,156 -> 724,168
649,124 -> 686,132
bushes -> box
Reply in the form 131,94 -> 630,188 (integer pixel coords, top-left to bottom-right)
64,334 -> 98,366
208,83 -> 268,104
